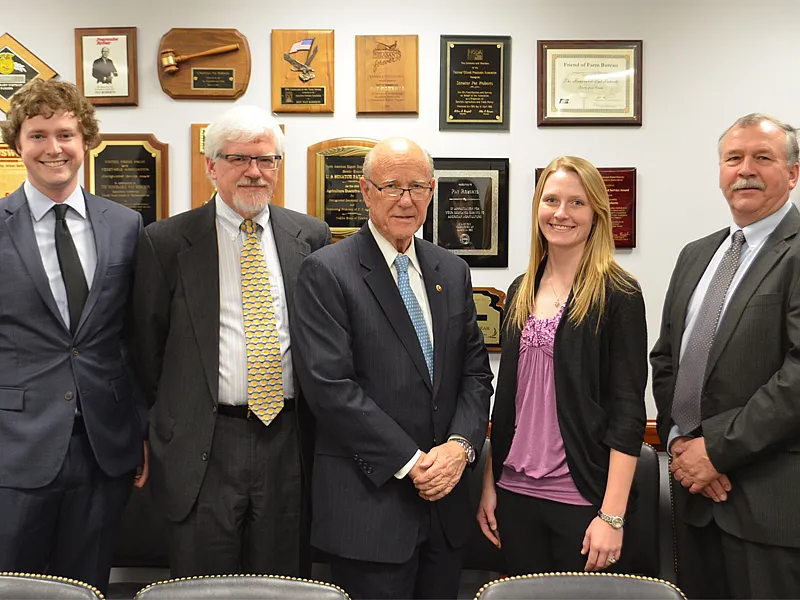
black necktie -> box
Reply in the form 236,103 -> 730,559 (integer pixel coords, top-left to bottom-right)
53,204 -> 88,334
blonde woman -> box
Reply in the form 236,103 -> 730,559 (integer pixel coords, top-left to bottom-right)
477,156 -> 647,574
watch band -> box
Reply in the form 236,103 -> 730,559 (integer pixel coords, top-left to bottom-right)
451,438 -> 475,464
597,509 -> 625,529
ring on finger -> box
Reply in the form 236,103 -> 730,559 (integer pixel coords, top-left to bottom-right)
607,556 -> 617,564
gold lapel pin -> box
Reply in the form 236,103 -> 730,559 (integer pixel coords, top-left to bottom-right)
436,284 -> 442,292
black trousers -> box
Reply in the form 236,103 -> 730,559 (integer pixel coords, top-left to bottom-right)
0,418 -> 133,595
330,505 -> 463,600
495,487 -> 634,576
169,407 -> 305,577
675,515 -> 800,599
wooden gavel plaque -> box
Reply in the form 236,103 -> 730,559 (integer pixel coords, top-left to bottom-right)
158,28 -> 251,100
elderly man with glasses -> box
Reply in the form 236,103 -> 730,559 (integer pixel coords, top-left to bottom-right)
291,137 -> 493,599
132,105 -> 330,578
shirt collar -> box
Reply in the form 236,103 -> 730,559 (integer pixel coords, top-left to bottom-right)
214,194 -> 271,239
367,219 -> 422,275
25,180 -> 87,222
732,199 -> 793,248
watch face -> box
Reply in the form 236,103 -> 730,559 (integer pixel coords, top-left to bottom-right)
611,516 -> 624,529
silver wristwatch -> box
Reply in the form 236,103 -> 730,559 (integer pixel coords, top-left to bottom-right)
597,509 -> 625,530
451,438 -> 476,464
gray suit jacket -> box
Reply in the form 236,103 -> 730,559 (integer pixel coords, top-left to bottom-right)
0,185 -> 144,489
651,204 -> 800,548
291,225 -> 493,563
132,200 -> 330,522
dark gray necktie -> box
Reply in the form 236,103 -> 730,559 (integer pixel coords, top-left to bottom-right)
53,204 -> 88,335
671,230 -> 746,433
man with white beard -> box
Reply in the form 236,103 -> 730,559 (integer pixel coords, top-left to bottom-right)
132,105 -> 330,578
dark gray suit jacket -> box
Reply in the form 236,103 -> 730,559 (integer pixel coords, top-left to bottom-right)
291,225 -> 493,564
651,204 -> 800,548
0,185 -> 144,489
132,200 -> 330,522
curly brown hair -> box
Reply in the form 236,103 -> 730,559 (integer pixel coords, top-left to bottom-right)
0,79 -> 100,154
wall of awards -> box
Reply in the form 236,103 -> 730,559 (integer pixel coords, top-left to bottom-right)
3,0 -> 800,415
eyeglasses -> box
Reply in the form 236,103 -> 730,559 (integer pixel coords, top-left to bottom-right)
366,179 -> 433,202
219,154 -> 282,171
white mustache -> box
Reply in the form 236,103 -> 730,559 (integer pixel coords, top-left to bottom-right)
731,178 -> 766,191
237,177 -> 270,187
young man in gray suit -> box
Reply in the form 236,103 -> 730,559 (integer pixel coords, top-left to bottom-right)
133,106 -> 330,578
652,114 -> 800,598
0,80 -> 147,594
291,137 -> 493,599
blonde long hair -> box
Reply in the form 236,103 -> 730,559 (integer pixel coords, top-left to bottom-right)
509,156 -> 637,331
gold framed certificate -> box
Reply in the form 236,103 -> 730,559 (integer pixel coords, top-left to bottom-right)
537,40 -> 642,126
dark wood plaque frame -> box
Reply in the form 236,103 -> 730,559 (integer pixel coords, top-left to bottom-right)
85,133 -> 169,225
307,138 -> 377,239
74,27 -> 138,107
157,28 -> 250,100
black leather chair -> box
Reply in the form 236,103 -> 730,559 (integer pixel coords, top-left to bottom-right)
134,574 -> 349,599
0,573 -> 104,600
474,572 -> 686,599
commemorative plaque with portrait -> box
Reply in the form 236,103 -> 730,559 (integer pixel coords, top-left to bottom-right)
75,27 -> 138,107
86,134 -> 169,226
473,287 -> 506,352
535,166 -> 636,248
439,35 -> 510,131
272,30 -> 334,113
157,28 -> 250,100
191,123 -> 285,210
307,138 -> 377,239
355,35 -> 418,114
423,157 -> 509,267
0,142 -> 26,197
537,40 -> 642,126
0,33 -> 57,114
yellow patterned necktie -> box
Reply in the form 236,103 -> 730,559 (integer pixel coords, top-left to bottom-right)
240,219 -> 283,425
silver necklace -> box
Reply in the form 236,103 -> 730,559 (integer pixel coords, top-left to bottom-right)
546,265 -> 566,308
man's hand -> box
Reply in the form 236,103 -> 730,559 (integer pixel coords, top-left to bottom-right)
670,437 -> 719,492
411,441 -> 467,502
133,440 -> 150,489
699,474 -> 732,502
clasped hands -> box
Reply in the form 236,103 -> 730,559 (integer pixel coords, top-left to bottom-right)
670,436 -> 732,502
409,441 -> 467,502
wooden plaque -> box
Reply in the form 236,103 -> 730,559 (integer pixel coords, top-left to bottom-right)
0,143 -> 26,197
158,29 -> 250,100
473,287 -> 506,351
86,134 -> 169,226
355,35 -> 418,114
307,138 -> 377,239
74,27 -> 138,107
272,30 -> 334,113
192,123 -> 285,209
0,33 -> 57,114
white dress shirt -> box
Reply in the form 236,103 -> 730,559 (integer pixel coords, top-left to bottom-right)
25,181 -> 97,331
668,200 -> 793,449
216,196 -> 294,405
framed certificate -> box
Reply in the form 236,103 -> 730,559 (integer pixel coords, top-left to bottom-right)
473,287 -> 506,352
0,33 -> 57,114
537,40 -> 642,126
75,27 -> 138,107
423,157 -> 509,267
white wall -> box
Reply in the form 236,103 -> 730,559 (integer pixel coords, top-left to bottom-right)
6,0 -> 799,415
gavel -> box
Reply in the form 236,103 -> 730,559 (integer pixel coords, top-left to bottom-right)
160,44 -> 240,74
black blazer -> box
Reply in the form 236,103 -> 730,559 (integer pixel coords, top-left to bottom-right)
491,270 -> 648,508
651,205 -> 800,548
132,200 -> 331,522
291,224 -> 493,564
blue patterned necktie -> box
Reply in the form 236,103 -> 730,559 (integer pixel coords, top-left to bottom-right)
394,254 -> 433,381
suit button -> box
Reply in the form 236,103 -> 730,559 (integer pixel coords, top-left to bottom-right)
201,452 -> 209,461
72,349 -> 79,356
353,455 -> 360,462
366,466 -> 373,474
65,391 -> 74,401
212,406 -> 217,413
433,405 -> 438,411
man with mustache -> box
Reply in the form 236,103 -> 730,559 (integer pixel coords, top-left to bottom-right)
651,113 -> 800,598
132,106 -> 330,578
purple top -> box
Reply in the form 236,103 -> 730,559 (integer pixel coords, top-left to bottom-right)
497,304 -> 591,506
